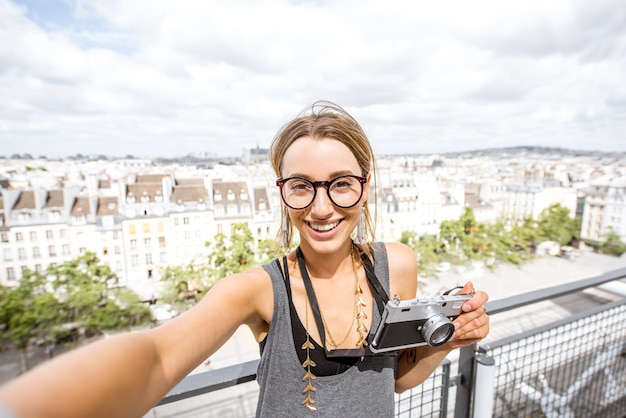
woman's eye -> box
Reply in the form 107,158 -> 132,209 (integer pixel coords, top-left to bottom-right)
290,181 -> 312,191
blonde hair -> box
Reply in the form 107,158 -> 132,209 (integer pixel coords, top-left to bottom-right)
270,101 -> 378,250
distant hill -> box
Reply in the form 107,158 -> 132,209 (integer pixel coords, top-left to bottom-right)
392,146 -> 626,159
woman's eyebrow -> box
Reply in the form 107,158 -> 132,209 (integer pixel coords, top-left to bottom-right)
283,170 -> 359,180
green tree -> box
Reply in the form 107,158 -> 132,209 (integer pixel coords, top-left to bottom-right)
48,253 -> 151,341
536,204 -> 580,245
160,261 -> 214,315
0,269 -> 64,371
257,238 -> 281,265
206,222 -> 258,279
599,229 -> 626,257
401,231 -> 440,277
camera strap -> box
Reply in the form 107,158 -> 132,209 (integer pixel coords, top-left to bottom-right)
296,246 -> 388,358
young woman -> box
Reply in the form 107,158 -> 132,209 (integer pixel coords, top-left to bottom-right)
0,101 -> 489,418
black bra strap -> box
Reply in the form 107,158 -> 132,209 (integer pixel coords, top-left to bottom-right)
296,246 -> 390,352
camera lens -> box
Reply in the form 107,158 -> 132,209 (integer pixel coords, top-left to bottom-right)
421,314 -> 455,347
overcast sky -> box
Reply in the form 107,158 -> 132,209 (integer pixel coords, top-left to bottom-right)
1,0 -> 625,159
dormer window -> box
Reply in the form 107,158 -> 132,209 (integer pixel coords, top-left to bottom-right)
214,192 -> 222,201
227,190 -> 235,201
154,191 -> 163,202
17,213 -> 31,222
240,189 -> 248,200
127,192 -> 136,203
141,191 -> 150,203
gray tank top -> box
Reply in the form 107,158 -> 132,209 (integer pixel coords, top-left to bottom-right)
257,244 -> 397,417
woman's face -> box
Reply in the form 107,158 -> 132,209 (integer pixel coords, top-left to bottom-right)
280,136 -> 369,255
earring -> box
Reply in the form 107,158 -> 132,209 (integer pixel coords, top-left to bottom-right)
355,206 -> 366,244
280,209 -> 290,249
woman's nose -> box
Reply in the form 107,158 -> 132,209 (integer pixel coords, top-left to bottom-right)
310,187 -> 334,216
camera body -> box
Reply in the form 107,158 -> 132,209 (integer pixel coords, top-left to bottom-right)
370,293 -> 472,353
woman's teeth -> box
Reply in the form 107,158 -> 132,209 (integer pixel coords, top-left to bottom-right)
309,221 -> 339,232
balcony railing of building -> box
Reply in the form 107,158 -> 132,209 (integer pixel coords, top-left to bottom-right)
149,267 -> 626,418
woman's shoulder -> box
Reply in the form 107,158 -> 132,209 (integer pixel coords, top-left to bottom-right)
379,241 -> 418,299
378,241 -> 415,260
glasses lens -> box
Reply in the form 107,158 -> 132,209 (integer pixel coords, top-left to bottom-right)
280,176 -> 364,209
328,176 -> 363,208
281,178 -> 315,209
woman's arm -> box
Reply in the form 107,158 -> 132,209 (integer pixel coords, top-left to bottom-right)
394,282 -> 489,393
0,267 -> 272,418
385,243 -> 490,393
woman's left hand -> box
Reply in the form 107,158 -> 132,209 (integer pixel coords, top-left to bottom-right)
447,281 -> 490,348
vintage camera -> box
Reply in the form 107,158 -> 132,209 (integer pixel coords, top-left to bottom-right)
370,292 -> 472,353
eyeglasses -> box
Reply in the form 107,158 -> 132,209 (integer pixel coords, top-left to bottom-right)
276,175 -> 367,210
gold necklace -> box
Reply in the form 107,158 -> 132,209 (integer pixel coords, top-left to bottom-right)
299,244 -> 368,413
316,245 -> 368,350
353,246 -> 369,349
302,300 -> 317,412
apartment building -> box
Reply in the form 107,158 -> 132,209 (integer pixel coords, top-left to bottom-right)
2,151 -> 619,292
580,176 -> 626,243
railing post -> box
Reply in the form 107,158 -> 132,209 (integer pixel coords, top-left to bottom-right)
472,353 -> 495,418
454,344 -> 476,418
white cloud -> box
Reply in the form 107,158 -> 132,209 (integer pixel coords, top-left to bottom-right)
1,0 -> 625,158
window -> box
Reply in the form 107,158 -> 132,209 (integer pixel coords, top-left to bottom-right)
18,248 -> 27,260
143,223 -> 151,233
130,239 -> 137,250
114,246 -> 121,255
46,230 -> 53,239
131,255 -> 139,267
3,249 -> 12,261
62,244 -> 70,256
160,252 -> 167,263
49,246 -> 57,257
18,213 -> 31,221
158,237 -> 166,247
15,232 -> 24,242
183,217 -> 190,225
157,222 -> 164,232
33,247 -> 41,259
145,254 -> 152,265
1,232 -> 8,243
30,231 -> 38,241
129,224 -> 136,235
6,267 -> 15,281
60,229 -> 66,239
144,238 -> 151,248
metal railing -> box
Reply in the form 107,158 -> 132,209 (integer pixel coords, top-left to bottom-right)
151,267 -> 626,418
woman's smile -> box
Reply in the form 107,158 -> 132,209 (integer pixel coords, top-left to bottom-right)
307,219 -> 342,233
